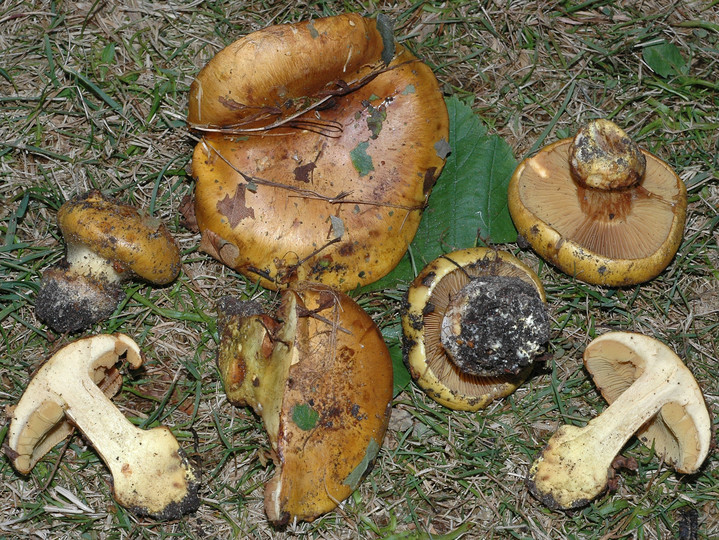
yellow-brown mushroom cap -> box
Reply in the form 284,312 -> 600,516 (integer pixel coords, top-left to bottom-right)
188,14 -> 449,291
401,248 -> 547,411
216,283 -> 393,525
58,190 -> 181,284
270,285 -> 393,524
508,138 -> 687,286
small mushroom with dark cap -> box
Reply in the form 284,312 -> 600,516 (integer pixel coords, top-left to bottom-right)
527,332 -> 711,510
401,248 -> 550,411
35,190 -> 182,333
4,333 -> 200,520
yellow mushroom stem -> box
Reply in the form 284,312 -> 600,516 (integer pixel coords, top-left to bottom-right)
5,334 -> 200,520
528,334 -> 710,510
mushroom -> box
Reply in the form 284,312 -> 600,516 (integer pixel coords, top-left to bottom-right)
508,118 -> 687,286
401,248 -> 549,411
187,13 -> 449,291
527,331 -> 711,510
216,283 -> 393,526
35,190 -> 182,334
4,334 -> 200,520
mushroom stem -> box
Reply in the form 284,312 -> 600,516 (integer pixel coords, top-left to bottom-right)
569,119 -> 646,190
6,334 -> 200,520
64,243 -> 124,283
531,361 -> 678,502
528,334 -> 710,509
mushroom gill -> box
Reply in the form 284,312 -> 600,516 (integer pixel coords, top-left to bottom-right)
517,142 -> 680,260
421,264 -> 535,399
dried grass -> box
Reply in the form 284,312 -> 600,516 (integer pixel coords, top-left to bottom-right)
1,1 -> 717,539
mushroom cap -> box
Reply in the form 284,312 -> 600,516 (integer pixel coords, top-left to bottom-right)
216,284 -> 393,525
508,137 -> 687,286
58,190 -> 181,284
189,14 -> 449,291
401,248 -> 547,411
584,331 -> 711,474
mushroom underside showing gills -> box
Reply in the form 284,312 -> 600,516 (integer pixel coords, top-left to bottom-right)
188,13 -> 449,291
4,334 -> 200,520
35,190 -> 182,333
216,284 -> 393,526
508,119 -> 687,286
527,332 -> 711,510
402,248 -> 549,411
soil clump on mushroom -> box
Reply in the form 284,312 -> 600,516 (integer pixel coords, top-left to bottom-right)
441,275 -> 549,377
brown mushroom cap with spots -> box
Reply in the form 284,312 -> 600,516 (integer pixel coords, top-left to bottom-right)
401,248 -> 549,412
216,283 -> 393,526
35,190 -> 181,333
187,14 -> 449,291
508,119 -> 687,286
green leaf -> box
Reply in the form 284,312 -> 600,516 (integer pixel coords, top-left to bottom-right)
343,438 -> 380,489
350,140 -> 374,176
291,403 -> 319,431
435,95 -> 517,248
643,41 -> 687,78
382,323 -> 411,397
101,42 -> 116,64
364,96 -> 517,290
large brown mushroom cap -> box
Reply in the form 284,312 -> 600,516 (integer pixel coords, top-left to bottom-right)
189,14 -> 449,291
216,283 -> 393,525
508,126 -> 687,286
401,248 -> 548,411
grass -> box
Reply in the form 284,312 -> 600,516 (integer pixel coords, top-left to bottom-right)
1,0 -> 717,538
